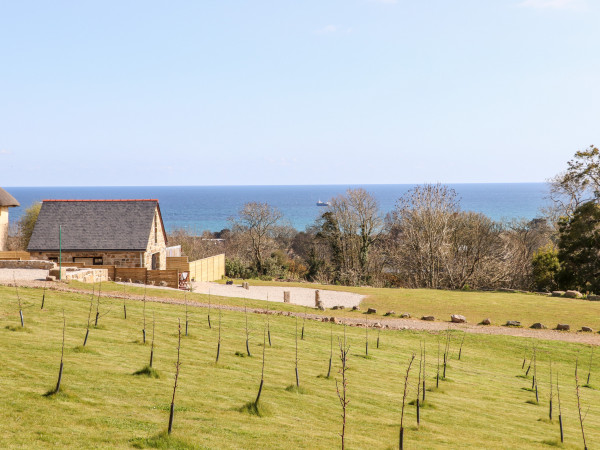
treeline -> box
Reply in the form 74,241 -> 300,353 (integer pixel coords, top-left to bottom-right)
169,147 -> 600,293
170,185 -> 554,290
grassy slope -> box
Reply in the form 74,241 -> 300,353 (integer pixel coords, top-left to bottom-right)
1,284 -> 600,449
213,279 -> 600,331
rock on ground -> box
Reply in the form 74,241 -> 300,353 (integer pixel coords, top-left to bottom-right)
564,290 -> 583,299
451,314 -> 467,323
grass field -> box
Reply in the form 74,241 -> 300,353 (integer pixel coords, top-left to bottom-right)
68,279 -> 600,332
214,279 -> 600,332
2,283 -> 600,448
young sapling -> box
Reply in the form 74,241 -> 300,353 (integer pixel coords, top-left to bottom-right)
416,342 -> 423,426
168,319 -> 182,435
14,274 -> 24,327
335,324 -> 350,450
54,309 -> 66,393
458,333 -> 466,360
549,359 -> 553,420
83,289 -> 94,346
185,295 -> 189,337
436,335 -> 440,388
245,303 -> 251,357
327,321 -> 333,378
365,317 -> 369,356
422,341 -> 426,402
587,345 -> 594,385
142,284 -> 147,343
255,327 -> 266,407
216,301 -> 222,363
575,357 -> 588,450
557,373 -> 564,443
41,283 -> 46,309
295,316 -> 300,387
94,279 -> 102,327
400,353 -> 416,450
149,312 -> 155,367
207,290 -> 212,329
122,281 -> 127,319
301,307 -> 306,340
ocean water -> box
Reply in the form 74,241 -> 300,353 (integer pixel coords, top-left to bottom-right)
4,184 -> 549,233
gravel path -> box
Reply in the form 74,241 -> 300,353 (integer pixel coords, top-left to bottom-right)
2,279 -> 600,345
0,268 -> 48,282
191,281 -> 364,309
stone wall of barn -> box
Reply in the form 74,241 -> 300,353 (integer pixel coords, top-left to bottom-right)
29,251 -> 144,268
143,207 -> 167,270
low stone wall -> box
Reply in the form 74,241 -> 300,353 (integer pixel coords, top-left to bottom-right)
0,260 -> 55,270
49,267 -> 108,283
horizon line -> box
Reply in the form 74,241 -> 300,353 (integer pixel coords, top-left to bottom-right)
4,181 -> 548,189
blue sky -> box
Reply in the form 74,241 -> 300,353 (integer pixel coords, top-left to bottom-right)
0,0 -> 598,186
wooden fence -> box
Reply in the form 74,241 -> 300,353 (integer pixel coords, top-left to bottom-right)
166,256 -> 189,272
189,254 -> 225,282
0,251 -> 31,260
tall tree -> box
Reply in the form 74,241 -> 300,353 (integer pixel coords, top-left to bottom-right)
229,202 -> 283,275
557,201 -> 600,292
391,184 -> 460,289
546,145 -> 599,221
317,188 -> 383,285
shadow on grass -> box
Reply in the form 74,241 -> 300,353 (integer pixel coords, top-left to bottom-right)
234,351 -> 249,358
353,354 -> 374,360
316,374 -> 332,379
133,365 -> 160,378
408,399 -> 436,409
583,383 -> 597,390
521,387 -> 535,392
43,388 -> 77,400
5,325 -> 32,333
72,345 -> 98,354
131,431 -> 195,449
526,399 -> 540,405
285,385 -> 308,394
426,386 -> 445,394
238,402 -> 272,417
541,438 -> 565,447
516,374 -> 530,379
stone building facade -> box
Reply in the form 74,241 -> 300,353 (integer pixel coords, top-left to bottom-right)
0,187 -> 20,251
28,199 -> 168,269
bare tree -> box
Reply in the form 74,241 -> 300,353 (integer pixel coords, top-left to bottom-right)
391,184 -> 460,289
229,202 -> 283,275
400,354 -> 416,450
336,326 -> 350,450
318,188 -> 383,285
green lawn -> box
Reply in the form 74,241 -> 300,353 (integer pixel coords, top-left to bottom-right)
215,279 -> 600,331
1,284 -> 600,448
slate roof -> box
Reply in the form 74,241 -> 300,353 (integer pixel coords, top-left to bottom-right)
27,200 -> 167,252
0,187 -> 20,207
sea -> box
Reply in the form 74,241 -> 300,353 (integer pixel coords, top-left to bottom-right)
4,184 -> 549,233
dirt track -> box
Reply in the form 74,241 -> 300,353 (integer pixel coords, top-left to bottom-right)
3,280 -> 600,346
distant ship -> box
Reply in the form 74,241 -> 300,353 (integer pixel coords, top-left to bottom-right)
316,200 -> 331,207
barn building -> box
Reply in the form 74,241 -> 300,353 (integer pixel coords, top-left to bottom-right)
28,199 -> 168,269
0,187 -> 20,251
